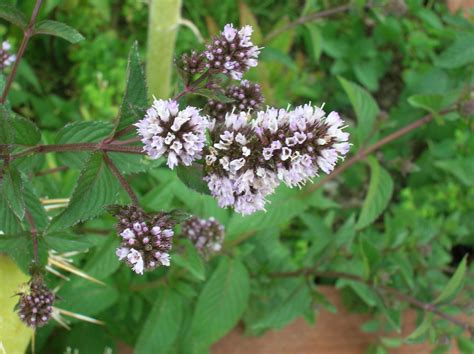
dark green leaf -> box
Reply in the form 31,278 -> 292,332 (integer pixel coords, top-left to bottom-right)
47,153 -> 120,232
113,42 -> 148,134
434,158 -> 474,186
44,233 -> 92,253
1,166 -> 25,219
135,288 -> 184,354
0,4 -> 27,29
176,163 -> 210,195
0,105 -> 14,146
356,157 -> 394,230
34,20 -> 85,43
11,115 -> 41,146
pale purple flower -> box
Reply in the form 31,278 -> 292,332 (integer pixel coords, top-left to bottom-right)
204,24 -> 261,80
0,41 -> 16,70
135,99 -> 208,169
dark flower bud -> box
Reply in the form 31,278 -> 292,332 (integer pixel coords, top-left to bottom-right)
180,50 -> 206,75
17,279 -> 55,328
181,216 -> 225,258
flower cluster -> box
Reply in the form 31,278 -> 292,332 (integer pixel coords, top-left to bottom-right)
180,50 -> 206,75
204,112 -> 279,215
181,216 -> 225,258
204,24 -> 260,80
17,280 -> 55,328
202,105 -> 349,214
135,99 -> 208,169
0,41 -> 16,70
207,80 -> 264,121
114,206 -> 175,275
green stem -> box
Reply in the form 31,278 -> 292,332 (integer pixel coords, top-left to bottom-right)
147,0 -> 182,99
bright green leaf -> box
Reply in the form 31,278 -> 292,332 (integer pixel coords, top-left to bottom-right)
190,257 -> 249,347
406,314 -> 432,341
435,33 -> 474,69
11,115 -> 41,146
434,256 -> 467,304
407,94 -> 445,113
356,157 -> 394,230
338,76 -> 379,144
173,239 -> 206,281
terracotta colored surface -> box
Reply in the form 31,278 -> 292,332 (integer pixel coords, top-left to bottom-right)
447,0 -> 474,15
212,286 -> 455,354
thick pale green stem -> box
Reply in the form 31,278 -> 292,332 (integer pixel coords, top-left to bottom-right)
147,0 -> 182,99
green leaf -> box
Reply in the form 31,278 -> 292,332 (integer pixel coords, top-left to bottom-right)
0,4 -> 27,29
135,288 -> 184,354
356,157 -> 394,230
457,335 -> 474,354
176,163 -> 210,195
0,105 -> 14,146
11,115 -> 41,145
34,20 -> 85,43
435,33 -> 474,69
195,89 -> 235,103
406,314 -> 432,341
173,239 -> 206,281
56,121 -> 112,168
434,158 -> 474,186
305,24 -> 322,63
190,257 -> 249,347
83,236 -> 120,280
338,76 -> 379,144
407,94 -> 445,113
1,166 -> 25,219
0,194 -> 22,234
113,42 -> 148,135
0,233 -> 48,273
434,256 -> 467,304
44,233 -> 92,253
23,178 -> 49,230
47,153 -> 120,232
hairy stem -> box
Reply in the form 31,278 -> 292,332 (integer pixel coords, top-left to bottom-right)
103,152 -> 139,206
1,0 -> 44,103
24,209 -> 39,264
270,269 -> 473,333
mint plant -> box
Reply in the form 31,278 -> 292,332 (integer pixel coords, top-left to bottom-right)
0,1 -> 473,353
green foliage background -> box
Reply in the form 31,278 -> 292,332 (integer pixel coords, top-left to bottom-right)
0,0 -> 473,353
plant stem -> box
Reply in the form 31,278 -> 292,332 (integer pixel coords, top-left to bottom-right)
10,142 -> 144,161
270,269 -> 474,333
303,108 -> 455,195
0,0 -> 44,103
103,152 -> 139,206
24,208 -> 39,264
264,2 -> 371,43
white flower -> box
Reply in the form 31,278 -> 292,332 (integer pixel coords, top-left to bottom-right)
135,99 -> 208,169
116,247 -> 129,260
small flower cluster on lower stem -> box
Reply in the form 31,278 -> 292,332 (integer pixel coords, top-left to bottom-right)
113,206 -> 176,275
17,278 -> 56,328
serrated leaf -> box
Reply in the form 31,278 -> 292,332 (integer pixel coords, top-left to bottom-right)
338,76 -> 379,144
0,104 -> 14,146
113,42 -> 148,135
0,4 -> 27,29
11,115 -> 41,145
435,33 -> 474,69
34,20 -> 85,43
1,166 -> 25,219
407,94 -> 445,113
0,195 -> 22,234
44,233 -> 92,253
434,256 -> 467,304
47,153 -> 120,232
190,257 -> 249,347
22,177 -> 48,230
0,233 -> 47,273
173,239 -> 206,281
176,163 -> 210,195
356,157 -> 394,230
135,288 -> 184,354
